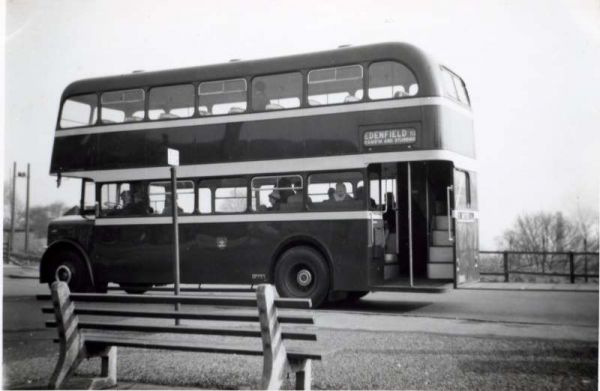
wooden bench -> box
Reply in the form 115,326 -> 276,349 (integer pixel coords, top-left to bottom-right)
38,281 -> 321,390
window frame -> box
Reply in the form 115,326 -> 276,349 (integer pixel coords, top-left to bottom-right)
367,60 -> 420,102
197,176 -> 249,214
454,169 -> 471,209
148,83 -> 196,121
307,64 -> 365,107
251,72 -> 303,112
197,78 -> 249,117
58,93 -> 99,129
250,174 -> 304,213
100,88 -> 147,125
306,170 -> 366,210
441,66 -> 470,107
147,179 -> 196,215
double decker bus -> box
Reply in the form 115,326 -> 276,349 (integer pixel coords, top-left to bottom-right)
41,42 -> 479,306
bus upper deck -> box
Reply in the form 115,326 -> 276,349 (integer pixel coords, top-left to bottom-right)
51,42 -> 474,181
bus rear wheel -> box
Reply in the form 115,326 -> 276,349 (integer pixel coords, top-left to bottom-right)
274,246 -> 329,308
50,250 -> 90,292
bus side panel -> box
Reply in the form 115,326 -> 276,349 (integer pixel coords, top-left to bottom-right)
52,106 -> 427,173
428,105 -> 475,158
90,219 -> 370,290
91,225 -> 174,285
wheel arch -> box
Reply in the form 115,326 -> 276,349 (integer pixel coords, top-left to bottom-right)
40,239 -> 96,287
269,235 -> 334,286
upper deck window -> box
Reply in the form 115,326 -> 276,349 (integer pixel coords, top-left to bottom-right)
307,65 -> 364,106
441,67 -> 470,106
252,73 -> 302,111
101,89 -> 145,124
149,84 -> 194,120
368,61 -> 419,100
198,79 -> 247,116
60,94 -> 98,128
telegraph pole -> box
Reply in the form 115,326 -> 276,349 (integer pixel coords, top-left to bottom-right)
24,164 -> 31,252
168,148 -> 181,325
8,162 -> 17,260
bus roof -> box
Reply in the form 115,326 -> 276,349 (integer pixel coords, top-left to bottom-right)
62,42 -> 442,99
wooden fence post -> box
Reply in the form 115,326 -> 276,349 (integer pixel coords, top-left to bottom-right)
569,252 -> 575,284
503,252 -> 509,282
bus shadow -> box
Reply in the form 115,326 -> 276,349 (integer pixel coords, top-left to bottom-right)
321,297 -> 433,314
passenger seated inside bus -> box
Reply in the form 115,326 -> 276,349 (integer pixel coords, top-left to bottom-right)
355,186 -> 377,208
110,189 -> 150,216
159,111 -> 179,119
278,188 -> 303,212
267,191 -> 281,211
265,103 -> 283,111
253,81 -> 269,111
228,107 -> 245,114
333,182 -> 352,201
383,192 -> 396,233
162,195 -> 184,215
125,115 -> 144,122
325,188 -> 335,202
344,93 -> 361,103
393,86 -> 407,98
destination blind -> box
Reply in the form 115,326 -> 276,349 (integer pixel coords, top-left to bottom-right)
363,128 -> 417,147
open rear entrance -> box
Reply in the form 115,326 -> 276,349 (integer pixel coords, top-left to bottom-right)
368,161 -> 478,292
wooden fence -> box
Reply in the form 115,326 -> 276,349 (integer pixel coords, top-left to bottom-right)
479,251 -> 599,283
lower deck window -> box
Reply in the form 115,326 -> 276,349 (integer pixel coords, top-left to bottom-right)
251,175 -> 303,212
148,181 -> 195,215
198,177 -> 247,213
307,171 -> 364,210
100,182 -> 151,216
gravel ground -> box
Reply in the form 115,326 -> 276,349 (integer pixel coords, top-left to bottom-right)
3,328 -> 597,390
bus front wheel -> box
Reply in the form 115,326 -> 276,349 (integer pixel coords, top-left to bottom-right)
274,246 -> 329,308
50,251 -> 90,292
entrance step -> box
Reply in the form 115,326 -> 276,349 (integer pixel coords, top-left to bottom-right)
427,263 -> 454,279
432,230 -> 453,246
434,215 -> 450,230
429,246 -> 453,263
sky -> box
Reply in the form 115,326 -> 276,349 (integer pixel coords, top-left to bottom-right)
3,0 -> 600,249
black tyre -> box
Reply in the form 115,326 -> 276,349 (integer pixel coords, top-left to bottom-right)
119,283 -> 151,294
50,251 -> 90,292
346,291 -> 370,302
274,246 -> 329,307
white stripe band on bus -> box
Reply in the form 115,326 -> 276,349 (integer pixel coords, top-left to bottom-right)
94,211 -> 383,226
54,97 -> 472,138
64,150 -> 477,182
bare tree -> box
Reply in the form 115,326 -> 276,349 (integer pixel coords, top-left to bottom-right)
28,202 -> 69,237
498,210 -> 599,274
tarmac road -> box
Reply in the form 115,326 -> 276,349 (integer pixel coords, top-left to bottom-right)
2,272 -> 598,389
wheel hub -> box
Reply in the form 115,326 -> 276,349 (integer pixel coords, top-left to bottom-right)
55,265 -> 72,283
296,269 -> 312,287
